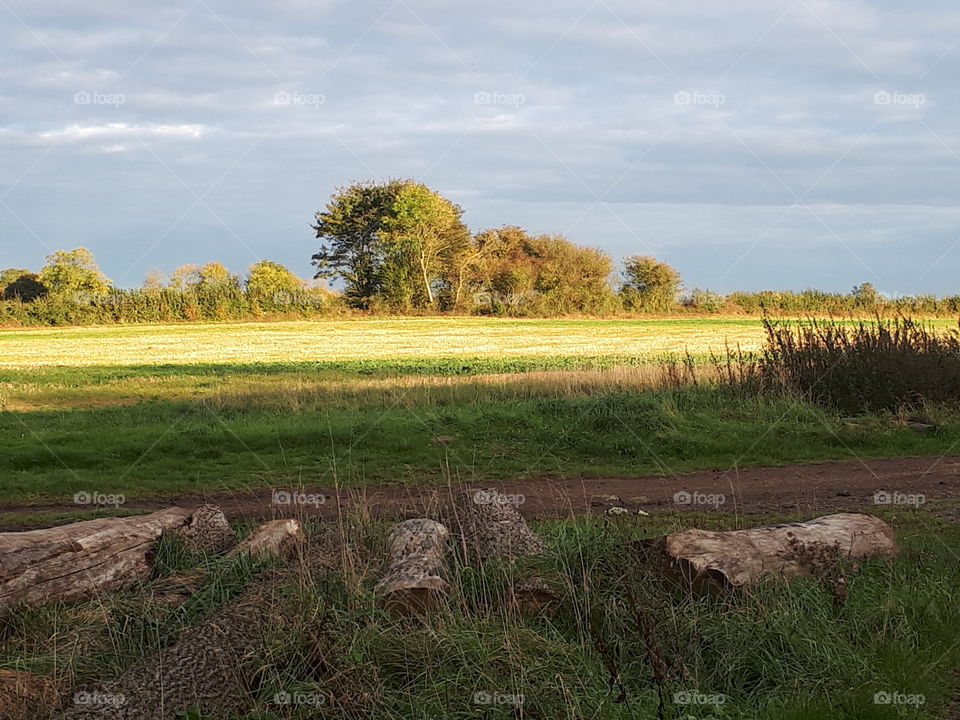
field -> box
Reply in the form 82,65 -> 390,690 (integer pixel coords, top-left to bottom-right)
3,316 -> 960,510
4,315 -> 960,719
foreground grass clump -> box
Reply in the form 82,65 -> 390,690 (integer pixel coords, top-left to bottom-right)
2,512 -> 958,718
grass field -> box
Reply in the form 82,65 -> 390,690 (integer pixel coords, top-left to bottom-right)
3,316 -> 960,509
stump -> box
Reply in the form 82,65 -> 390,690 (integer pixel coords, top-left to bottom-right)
644,513 -> 897,590
0,507 -> 193,618
374,518 -> 450,615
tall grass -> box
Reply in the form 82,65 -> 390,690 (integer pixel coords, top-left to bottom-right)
754,317 -> 960,414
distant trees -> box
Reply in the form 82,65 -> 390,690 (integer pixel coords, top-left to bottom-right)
311,179 -> 471,310
38,248 -> 111,300
619,255 -> 682,312
312,183 -> 615,314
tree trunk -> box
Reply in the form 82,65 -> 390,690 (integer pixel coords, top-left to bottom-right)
454,489 -> 558,611
455,488 -> 544,560
643,513 -> 897,590
0,507 -> 193,618
374,518 -> 450,615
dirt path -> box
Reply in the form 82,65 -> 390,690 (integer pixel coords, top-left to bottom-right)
5,455 -> 960,531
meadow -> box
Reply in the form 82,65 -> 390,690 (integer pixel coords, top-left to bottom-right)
2,315 -> 960,510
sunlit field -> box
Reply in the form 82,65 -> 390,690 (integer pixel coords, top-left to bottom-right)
0,316 -> 768,367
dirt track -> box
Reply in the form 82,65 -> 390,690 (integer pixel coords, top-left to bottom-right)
5,455 -> 960,530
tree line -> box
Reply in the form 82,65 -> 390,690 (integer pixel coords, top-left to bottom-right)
2,179 -> 959,325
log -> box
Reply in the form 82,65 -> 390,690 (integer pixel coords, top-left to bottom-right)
0,507 -> 192,618
455,489 -> 557,611
374,518 -> 450,615
456,488 -> 544,559
227,519 -> 305,559
168,504 -> 236,554
644,513 -> 897,590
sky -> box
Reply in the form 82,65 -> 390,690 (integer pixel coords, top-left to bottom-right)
1,0 -> 959,295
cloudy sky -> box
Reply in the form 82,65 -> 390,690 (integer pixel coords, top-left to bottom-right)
2,0 -> 959,294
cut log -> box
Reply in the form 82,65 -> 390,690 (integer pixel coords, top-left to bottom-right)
455,489 -> 557,611
644,513 -> 897,590
61,571 -> 291,720
168,504 -> 236,554
455,488 -> 543,559
0,507 -> 192,618
227,519 -> 305,559
374,518 -> 450,615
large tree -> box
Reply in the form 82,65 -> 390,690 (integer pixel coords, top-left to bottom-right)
380,182 -> 470,308
311,180 -> 468,309
311,180 -> 406,309
38,248 -> 111,300
1,269 -> 48,302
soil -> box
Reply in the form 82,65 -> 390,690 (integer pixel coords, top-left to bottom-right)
4,455 -> 960,531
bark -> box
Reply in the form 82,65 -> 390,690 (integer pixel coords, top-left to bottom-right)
0,507 -> 192,618
374,518 -> 450,615
643,513 -> 897,590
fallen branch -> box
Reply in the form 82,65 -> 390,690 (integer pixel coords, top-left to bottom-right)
375,518 -> 450,615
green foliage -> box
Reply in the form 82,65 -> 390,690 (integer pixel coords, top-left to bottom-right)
620,255 -> 682,311
247,261 -> 306,307
1,271 -> 48,302
37,247 -> 111,299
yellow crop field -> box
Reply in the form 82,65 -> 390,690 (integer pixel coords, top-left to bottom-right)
0,317 -> 768,368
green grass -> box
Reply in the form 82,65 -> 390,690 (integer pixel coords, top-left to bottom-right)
4,385 -> 960,505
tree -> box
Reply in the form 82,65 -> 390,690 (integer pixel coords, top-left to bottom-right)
2,271 -> 48,302
380,183 -> 470,308
38,248 -> 111,300
852,282 -> 880,307
247,260 -> 305,300
0,268 -> 31,293
467,227 -> 616,315
619,255 -> 681,311
197,262 -> 238,289
169,265 -> 201,291
312,180 -> 469,309
312,180 -> 407,309
143,269 -> 167,292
